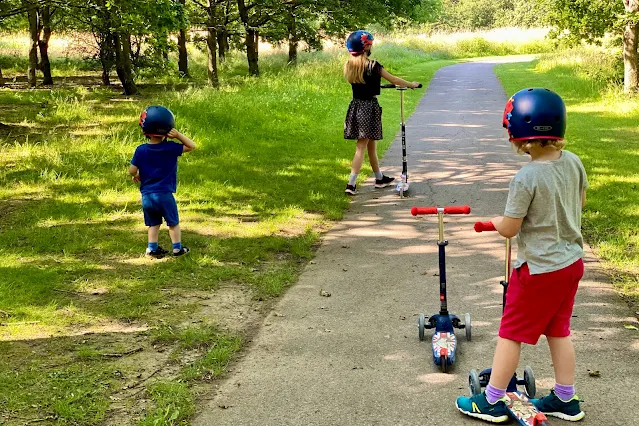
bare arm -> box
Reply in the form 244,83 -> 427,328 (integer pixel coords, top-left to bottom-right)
168,129 -> 196,153
491,216 -> 524,239
581,189 -> 586,209
381,68 -> 420,89
129,164 -> 140,183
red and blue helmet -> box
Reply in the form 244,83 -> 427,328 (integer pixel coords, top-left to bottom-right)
139,105 -> 175,137
503,88 -> 566,142
346,30 -> 374,56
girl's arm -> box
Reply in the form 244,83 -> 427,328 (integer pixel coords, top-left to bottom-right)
381,69 -> 420,89
490,216 -> 524,239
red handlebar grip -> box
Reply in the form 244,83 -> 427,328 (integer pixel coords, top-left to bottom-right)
411,205 -> 471,216
411,207 -> 438,216
474,221 -> 496,232
444,205 -> 471,215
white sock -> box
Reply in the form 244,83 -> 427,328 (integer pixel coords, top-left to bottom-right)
374,170 -> 383,180
348,173 -> 358,186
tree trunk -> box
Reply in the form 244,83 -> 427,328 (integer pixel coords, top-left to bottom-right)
217,30 -> 228,63
177,0 -> 188,76
237,0 -> 259,76
38,4 -> 53,85
623,21 -> 639,92
624,1 -> 639,92
205,4 -> 219,87
114,32 -> 138,95
287,2 -> 298,64
27,5 -> 39,87
0,68 -> 4,87
245,28 -> 259,76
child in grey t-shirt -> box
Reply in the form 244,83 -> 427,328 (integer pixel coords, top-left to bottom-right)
456,88 -> 587,423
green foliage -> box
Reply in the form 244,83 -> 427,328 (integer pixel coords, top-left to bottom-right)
538,0 -> 624,44
437,0 -> 549,31
139,381 -> 195,426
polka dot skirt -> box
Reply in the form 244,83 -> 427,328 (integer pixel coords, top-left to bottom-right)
344,98 -> 383,141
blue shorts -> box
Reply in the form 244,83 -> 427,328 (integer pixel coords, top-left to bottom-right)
141,192 -> 179,227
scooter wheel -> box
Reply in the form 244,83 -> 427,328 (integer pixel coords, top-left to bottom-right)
468,369 -> 481,395
524,365 -> 537,398
441,356 -> 449,373
418,314 -> 425,341
465,313 -> 472,341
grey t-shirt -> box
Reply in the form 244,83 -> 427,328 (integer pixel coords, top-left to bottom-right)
505,150 -> 588,275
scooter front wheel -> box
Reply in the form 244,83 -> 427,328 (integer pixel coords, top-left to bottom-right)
465,313 -> 472,341
468,369 -> 481,395
418,314 -> 425,341
441,355 -> 449,373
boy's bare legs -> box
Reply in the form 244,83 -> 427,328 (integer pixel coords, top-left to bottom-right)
548,336 -> 575,385
148,225 -> 160,244
485,337 -> 521,403
169,225 -> 181,245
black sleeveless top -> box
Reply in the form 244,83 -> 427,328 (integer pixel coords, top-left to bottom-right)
351,61 -> 384,100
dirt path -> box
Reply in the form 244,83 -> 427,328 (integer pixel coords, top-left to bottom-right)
194,60 -> 639,426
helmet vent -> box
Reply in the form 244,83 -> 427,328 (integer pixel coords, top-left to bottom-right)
527,88 -> 533,92
524,115 -> 532,123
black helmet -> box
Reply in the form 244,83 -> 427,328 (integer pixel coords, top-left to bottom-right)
139,105 -> 175,137
503,88 -> 566,141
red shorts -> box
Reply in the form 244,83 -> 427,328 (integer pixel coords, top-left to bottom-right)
499,259 -> 584,345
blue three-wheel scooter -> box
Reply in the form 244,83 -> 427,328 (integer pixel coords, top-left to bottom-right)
411,205 -> 472,372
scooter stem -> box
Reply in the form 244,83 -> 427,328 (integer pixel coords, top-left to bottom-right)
504,238 -> 512,282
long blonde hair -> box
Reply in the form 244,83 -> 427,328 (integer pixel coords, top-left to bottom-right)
344,54 -> 374,84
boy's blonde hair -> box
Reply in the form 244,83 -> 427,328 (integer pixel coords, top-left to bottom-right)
512,139 -> 566,155
344,54 -> 374,84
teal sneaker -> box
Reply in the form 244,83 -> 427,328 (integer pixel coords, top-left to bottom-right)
456,392 -> 509,423
531,389 -> 585,421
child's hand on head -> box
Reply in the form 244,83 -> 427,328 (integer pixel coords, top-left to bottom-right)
132,174 -> 140,183
167,128 -> 180,139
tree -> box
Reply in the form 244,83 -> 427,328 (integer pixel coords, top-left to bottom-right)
538,0 -> 639,92
177,0 -> 189,76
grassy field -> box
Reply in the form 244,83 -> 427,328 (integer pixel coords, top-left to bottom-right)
0,34 -> 465,425
495,48 -> 639,303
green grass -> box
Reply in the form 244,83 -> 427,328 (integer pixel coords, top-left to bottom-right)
0,34 -> 460,425
495,48 -> 639,302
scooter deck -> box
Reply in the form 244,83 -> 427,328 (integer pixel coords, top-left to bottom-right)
505,392 -> 547,426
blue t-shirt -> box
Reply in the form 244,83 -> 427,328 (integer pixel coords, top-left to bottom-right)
131,141 -> 184,194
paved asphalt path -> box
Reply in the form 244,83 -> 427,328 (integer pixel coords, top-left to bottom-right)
194,60 -> 639,426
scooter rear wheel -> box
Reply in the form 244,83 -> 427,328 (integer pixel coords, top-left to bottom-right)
418,314 -> 425,341
524,366 -> 537,398
468,369 -> 481,395
465,313 -> 472,341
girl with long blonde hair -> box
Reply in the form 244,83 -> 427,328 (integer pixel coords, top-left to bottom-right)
343,30 -> 420,195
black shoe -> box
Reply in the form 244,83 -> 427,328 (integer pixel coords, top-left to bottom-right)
345,184 -> 357,195
145,248 -> 166,259
157,246 -> 170,255
173,247 -> 190,257
375,175 -> 395,188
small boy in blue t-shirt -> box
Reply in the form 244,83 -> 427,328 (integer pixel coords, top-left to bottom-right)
129,106 -> 196,258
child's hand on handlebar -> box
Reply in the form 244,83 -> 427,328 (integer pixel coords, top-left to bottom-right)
411,82 -> 421,89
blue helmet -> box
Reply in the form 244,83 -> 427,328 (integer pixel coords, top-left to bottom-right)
503,88 -> 566,141
346,30 -> 374,56
139,105 -> 175,137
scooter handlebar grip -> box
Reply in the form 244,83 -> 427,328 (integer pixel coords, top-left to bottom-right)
411,205 -> 471,216
411,207 -> 438,216
380,84 -> 396,89
444,205 -> 471,214
417,83 -> 423,88
474,221 -> 496,232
